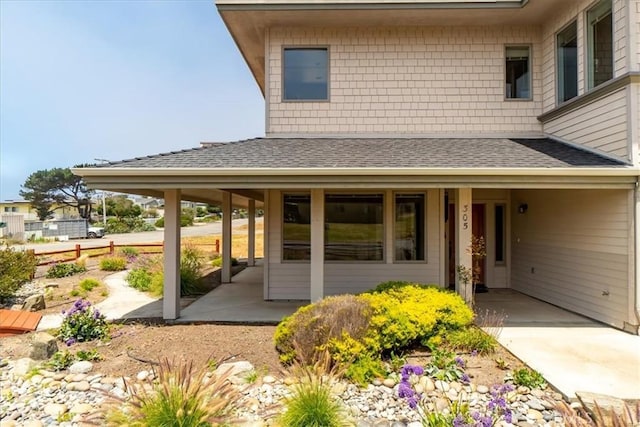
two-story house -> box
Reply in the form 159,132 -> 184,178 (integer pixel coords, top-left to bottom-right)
75,0 -> 640,334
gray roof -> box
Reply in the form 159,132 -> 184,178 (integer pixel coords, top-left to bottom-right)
103,138 -> 627,169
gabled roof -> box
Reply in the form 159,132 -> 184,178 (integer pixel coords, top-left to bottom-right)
101,137 -> 627,169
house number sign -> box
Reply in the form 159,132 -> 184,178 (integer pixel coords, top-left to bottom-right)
462,204 -> 469,230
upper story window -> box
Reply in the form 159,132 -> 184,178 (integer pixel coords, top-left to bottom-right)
587,0 -> 613,89
557,21 -> 578,103
505,46 -> 531,100
283,48 -> 328,101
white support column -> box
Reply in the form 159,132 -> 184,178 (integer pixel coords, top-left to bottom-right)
455,188 -> 474,305
248,199 -> 256,267
310,189 -> 325,302
163,189 -> 181,320
222,191 -> 232,283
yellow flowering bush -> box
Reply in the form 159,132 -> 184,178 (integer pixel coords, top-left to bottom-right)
274,281 -> 474,383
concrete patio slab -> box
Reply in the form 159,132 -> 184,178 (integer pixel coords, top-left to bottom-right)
476,290 -> 640,400
175,264 -> 307,324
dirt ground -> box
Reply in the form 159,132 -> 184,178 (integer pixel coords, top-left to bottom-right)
1,323 -> 524,386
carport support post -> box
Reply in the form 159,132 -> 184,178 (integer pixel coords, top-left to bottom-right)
310,189 -> 324,302
163,189 -> 181,320
222,191 -> 232,283
455,188 -> 474,305
248,199 -> 255,267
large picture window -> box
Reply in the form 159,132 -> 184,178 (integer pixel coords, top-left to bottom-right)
557,21 -> 578,103
587,0 -> 613,89
283,48 -> 328,101
505,46 -> 531,99
395,194 -> 425,261
283,194 -> 311,261
325,194 -> 384,261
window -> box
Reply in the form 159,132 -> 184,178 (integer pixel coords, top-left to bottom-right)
395,194 -> 425,261
325,194 -> 383,261
283,48 -> 328,101
494,204 -> 506,264
587,0 -> 613,89
505,46 -> 531,99
557,21 -> 578,103
283,194 -> 311,261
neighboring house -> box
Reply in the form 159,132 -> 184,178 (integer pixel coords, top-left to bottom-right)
130,196 -> 163,211
75,0 -> 640,334
0,200 -> 38,221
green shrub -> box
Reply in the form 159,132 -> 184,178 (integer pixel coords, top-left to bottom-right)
445,326 -> 497,355
105,217 -> 155,234
275,283 -> 474,380
127,268 -> 153,292
76,349 -> 102,361
512,367 -> 547,389
46,351 -> 75,371
210,256 -> 239,268
99,256 -> 127,271
154,212 -> 193,229
274,295 -> 372,365
46,262 -> 86,278
58,299 -> 109,345
79,278 -> 101,292
180,246 -> 204,295
345,354 -> 386,386
118,246 -> 139,260
0,247 -> 37,300
424,348 -> 465,382
104,359 -> 239,427
279,376 -> 349,427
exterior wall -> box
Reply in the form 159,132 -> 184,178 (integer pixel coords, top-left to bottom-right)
635,0 -> 640,71
267,26 -> 543,136
266,189 -> 443,300
543,88 -> 629,160
511,189 -> 632,330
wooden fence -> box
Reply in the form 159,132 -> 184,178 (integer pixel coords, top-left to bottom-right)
30,240 -> 220,266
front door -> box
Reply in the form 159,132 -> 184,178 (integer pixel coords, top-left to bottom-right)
447,203 -> 486,287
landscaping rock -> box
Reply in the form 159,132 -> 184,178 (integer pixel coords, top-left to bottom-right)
43,403 -> 68,417
13,358 -> 38,376
576,391 -> 633,425
22,294 -> 45,312
69,361 -> 93,374
215,360 -> 254,379
29,332 -> 58,360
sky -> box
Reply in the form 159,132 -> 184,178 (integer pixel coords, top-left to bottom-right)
0,0 -> 265,200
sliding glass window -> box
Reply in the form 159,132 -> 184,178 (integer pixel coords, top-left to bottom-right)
395,194 -> 425,261
283,194 -> 311,261
325,194 -> 384,261
557,21 -> 578,103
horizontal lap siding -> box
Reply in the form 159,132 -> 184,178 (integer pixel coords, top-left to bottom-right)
511,189 -> 631,329
543,89 -> 629,160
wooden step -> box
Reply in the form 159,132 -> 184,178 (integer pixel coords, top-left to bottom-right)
0,309 -> 43,337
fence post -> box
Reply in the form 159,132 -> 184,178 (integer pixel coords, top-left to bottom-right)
215,239 -> 220,254
75,244 -> 81,260
110,241 -> 115,255
27,249 -> 36,279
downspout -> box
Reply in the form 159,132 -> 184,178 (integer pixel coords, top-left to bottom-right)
634,177 -> 640,334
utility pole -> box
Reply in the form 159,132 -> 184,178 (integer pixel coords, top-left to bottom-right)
94,159 -> 110,226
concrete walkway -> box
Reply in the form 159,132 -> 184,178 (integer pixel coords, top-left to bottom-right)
476,290 -> 640,400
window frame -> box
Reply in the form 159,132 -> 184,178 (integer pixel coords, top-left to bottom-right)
281,46 -> 330,103
586,0 -> 613,90
504,44 -> 533,101
281,192 -> 311,263
555,20 -> 579,105
324,192 -> 385,264
393,192 -> 427,264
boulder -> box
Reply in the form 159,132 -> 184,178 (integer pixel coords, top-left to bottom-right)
69,361 -> 93,374
29,332 -> 58,360
576,391 -> 638,425
214,361 -> 254,381
22,294 -> 45,312
13,358 -> 38,376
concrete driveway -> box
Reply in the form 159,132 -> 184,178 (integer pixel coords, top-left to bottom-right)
476,290 -> 640,400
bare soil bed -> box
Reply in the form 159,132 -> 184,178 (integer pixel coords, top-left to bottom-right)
1,323 -> 524,387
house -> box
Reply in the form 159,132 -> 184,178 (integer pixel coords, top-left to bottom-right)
74,0 -> 640,334
0,200 -> 79,221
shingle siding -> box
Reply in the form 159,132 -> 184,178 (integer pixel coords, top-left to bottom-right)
267,26 -> 543,136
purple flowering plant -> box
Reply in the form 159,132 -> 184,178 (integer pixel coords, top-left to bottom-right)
398,362 -> 515,427
58,299 -> 109,345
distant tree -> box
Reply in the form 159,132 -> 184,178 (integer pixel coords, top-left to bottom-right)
97,195 -> 142,218
20,166 -> 94,220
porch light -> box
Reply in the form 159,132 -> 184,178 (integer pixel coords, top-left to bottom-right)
518,203 -> 528,214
